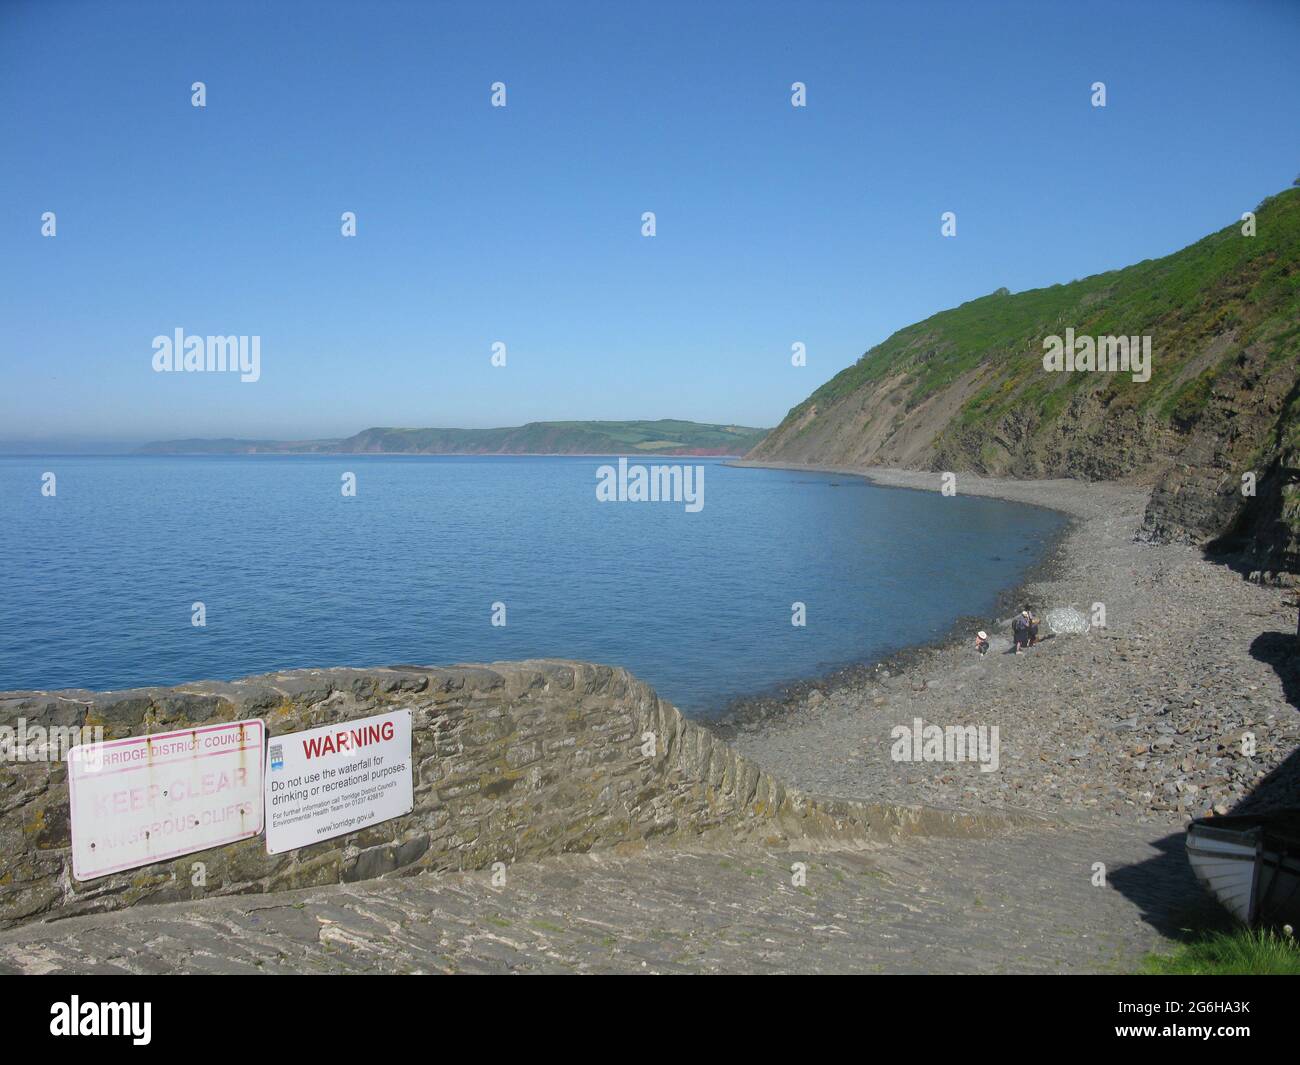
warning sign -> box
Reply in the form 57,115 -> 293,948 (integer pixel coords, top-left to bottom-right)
66,720 -> 265,881
264,709 -> 412,854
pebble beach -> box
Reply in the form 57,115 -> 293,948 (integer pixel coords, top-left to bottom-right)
721,465 -> 1300,826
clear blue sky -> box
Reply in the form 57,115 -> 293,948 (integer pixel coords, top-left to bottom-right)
2,0 -> 1297,448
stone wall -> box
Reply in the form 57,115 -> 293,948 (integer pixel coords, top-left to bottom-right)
0,660 -> 1026,930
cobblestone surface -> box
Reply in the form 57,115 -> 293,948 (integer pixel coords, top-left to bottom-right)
0,819 -> 1217,974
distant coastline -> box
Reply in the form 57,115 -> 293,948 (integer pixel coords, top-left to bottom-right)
134,419 -> 770,458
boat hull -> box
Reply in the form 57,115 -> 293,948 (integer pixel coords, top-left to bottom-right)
1186,811 -> 1300,927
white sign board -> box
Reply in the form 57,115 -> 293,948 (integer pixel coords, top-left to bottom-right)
265,709 -> 412,855
66,720 -> 265,881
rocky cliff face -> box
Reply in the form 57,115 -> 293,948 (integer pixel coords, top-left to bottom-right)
748,188 -> 1300,577
1141,349 -> 1299,577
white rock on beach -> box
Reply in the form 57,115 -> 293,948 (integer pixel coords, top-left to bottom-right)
1045,606 -> 1090,635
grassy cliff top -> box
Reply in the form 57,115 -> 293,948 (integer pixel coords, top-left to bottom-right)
783,187 -> 1300,435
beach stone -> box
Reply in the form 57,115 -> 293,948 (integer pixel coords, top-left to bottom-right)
1045,607 -> 1090,635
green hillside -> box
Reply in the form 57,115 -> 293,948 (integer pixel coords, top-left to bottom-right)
340,420 -> 767,454
750,186 -> 1300,573
776,188 -> 1298,443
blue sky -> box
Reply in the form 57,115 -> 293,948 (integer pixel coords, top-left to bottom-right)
2,0 -> 1297,448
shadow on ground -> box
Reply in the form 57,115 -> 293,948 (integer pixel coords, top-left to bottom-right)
1108,831 -> 1234,943
1250,630 -> 1300,708
1232,630 -> 1300,815
1111,628 -> 1300,945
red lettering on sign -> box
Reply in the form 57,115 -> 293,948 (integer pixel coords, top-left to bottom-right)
302,722 -> 392,760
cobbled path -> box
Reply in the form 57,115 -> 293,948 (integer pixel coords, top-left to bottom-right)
0,818 -> 1217,974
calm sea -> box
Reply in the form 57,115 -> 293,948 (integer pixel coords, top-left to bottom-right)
0,455 -> 1065,716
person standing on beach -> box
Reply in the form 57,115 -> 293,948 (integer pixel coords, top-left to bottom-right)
1012,611 -> 1031,653
975,630 -> 990,656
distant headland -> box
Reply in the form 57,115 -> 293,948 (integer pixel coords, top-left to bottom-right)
137,419 -> 770,457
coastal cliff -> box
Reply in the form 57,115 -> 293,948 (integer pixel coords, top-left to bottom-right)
747,187 -> 1300,578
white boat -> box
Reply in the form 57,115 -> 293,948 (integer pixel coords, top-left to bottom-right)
1185,811 -> 1300,926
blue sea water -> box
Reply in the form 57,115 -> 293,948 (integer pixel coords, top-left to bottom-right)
0,455 -> 1065,716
